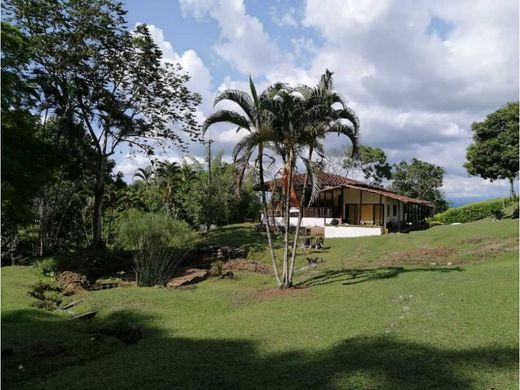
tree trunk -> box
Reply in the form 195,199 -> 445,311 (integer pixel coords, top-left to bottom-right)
510,178 -> 516,198
258,145 -> 281,287
288,147 -> 313,285
282,153 -> 294,288
92,155 -> 107,249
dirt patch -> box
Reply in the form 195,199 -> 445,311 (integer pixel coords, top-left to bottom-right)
167,268 -> 210,288
467,238 -> 519,258
223,259 -> 271,274
384,247 -> 455,265
253,287 -> 310,300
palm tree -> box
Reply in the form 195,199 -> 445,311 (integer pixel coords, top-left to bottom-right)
155,160 -> 182,215
261,70 -> 359,287
203,77 -> 282,287
133,166 -> 155,184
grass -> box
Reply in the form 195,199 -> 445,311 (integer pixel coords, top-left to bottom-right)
2,219 -> 518,389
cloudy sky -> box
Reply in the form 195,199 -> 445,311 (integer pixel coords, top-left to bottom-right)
118,0 -> 519,205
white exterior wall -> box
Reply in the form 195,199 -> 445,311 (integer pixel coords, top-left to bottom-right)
261,216 -> 334,227
325,225 -> 383,238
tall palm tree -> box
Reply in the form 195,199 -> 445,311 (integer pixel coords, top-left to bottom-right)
287,71 -> 359,284
155,160 -> 182,214
261,70 -> 359,287
133,166 -> 155,185
203,78 -> 282,286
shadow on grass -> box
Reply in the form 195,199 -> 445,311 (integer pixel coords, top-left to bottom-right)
201,224 -> 278,253
298,266 -> 463,288
2,308 -> 517,389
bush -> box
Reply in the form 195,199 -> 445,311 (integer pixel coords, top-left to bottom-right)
432,199 -> 505,224
117,210 -> 197,286
492,209 -> 505,220
32,257 -> 59,278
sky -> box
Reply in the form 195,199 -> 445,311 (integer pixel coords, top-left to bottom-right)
118,0 -> 519,205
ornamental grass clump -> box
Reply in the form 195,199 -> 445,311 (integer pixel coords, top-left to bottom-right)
117,210 -> 197,287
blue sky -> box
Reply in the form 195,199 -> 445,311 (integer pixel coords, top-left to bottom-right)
119,0 -> 519,204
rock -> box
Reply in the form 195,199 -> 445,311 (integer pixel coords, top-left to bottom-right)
167,268 -> 210,288
56,271 -> 88,293
69,311 -> 97,321
220,271 -> 234,280
58,300 -> 83,311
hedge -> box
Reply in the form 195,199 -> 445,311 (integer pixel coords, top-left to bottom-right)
432,199 -> 506,224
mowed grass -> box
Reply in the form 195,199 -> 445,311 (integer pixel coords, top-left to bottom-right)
2,220 -> 518,389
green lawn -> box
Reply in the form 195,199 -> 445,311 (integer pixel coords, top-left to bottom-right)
2,220 -> 518,389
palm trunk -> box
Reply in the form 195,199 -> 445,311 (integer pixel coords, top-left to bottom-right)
282,152 -> 294,288
258,145 -> 281,287
288,147 -> 314,285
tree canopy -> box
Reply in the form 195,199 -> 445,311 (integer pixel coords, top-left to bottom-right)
464,102 -> 519,196
391,158 -> 448,212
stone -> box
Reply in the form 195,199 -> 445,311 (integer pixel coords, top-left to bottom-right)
167,268 -> 210,288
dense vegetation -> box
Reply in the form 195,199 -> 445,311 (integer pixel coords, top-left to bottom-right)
432,197 -> 517,224
2,220 -> 518,389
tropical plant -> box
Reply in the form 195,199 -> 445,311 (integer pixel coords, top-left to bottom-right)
261,70 -> 359,287
203,77 -> 283,285
204,70 -> 359,288
116,209 -> 197,286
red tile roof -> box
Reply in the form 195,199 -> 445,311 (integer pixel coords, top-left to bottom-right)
260,171 -> 434,207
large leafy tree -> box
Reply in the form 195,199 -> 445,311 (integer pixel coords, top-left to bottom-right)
1,22 -> 58,239
343,145 -> 392,186
391,159 -> 448,212
5,0 -> 201,248
464,102 -> 519,197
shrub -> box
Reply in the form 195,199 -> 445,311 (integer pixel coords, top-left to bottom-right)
512,208 -> 519,219
32,257 -> 59,278
432,199 -> 505,224
117,210 -> 197,286
492,209 -> 505,220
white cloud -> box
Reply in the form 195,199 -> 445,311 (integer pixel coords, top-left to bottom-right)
270,6 -> 298,27
179,0 -> 285,76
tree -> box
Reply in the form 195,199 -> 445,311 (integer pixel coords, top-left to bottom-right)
5,0 -> 201,248
343,145 -> 392,186
203,77 -> 283,286
391,159 -> 448,212
464,102 -> 519,197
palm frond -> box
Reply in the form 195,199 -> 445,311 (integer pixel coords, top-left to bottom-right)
301,157 -> 322,207
202,110 -> 251,135
214,89 -> 255,121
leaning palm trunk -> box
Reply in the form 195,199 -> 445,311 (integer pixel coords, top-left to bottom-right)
258,145 -> 282,287
288,147 -> 314,285
282,153 -> 295,287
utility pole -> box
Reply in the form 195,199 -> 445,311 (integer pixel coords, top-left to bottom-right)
203,139 -> 214,184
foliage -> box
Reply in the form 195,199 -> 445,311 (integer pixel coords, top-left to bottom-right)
205,70 -> 359,288
32,257 -> 60,279
117,210 -> 197,286
391,158 -> 449,212
5,0 -> 201,248
432,199 -> 505,224
116,209 -> 196,251
464,102 -> 519,196
343,145 -> 392,185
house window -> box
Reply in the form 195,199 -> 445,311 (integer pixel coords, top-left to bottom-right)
393,205 -> 397,216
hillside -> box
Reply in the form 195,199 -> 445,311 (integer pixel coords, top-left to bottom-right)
2,220 -> 518,389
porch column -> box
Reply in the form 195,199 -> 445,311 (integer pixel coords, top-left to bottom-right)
359,190 -> 363,225
397,201 -> 401,232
